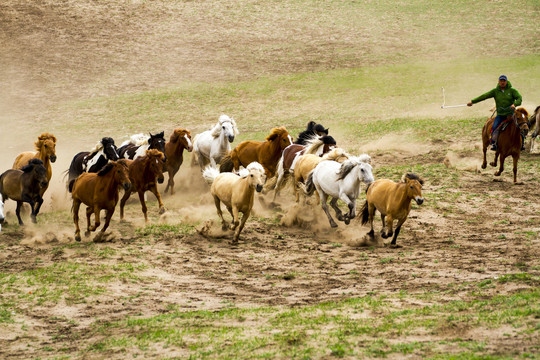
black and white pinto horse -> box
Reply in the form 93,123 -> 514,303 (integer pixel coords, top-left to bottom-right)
295,121 -> 329,145
117,132 -> 167,161
66,137 -> 120,184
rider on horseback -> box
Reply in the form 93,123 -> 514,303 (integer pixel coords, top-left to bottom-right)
467,75 -> 523,151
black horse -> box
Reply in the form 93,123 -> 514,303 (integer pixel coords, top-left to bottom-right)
117,132 -> 167,161
67,137 -> 119,185
295,121 -> 329,145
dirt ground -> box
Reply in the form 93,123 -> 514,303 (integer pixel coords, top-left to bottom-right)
0,1 -> 538,358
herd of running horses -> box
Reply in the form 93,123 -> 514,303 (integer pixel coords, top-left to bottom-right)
0,106 -> 538,246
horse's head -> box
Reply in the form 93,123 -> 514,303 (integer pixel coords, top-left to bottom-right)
218,115 -> 238,143
245,162 -> 266,193
35,133 -> 57,163
515,107 -> 530,137
145,149 -> 166,184
338,157 -> 374,185
170,129 -> 193,152
321,135 -> 337,154
402,173 -> 424,205
267,127 -> 293,151
314,124 -> 329,136
110,160 -> 131,191
101,137 -> 119,161
23,158 -> 48,189
149,132 -> 167,162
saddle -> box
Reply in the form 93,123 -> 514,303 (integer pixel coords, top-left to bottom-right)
490,115 -> 513,143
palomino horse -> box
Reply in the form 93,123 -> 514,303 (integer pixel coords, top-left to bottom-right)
192,114 -> 239,170
164,128 -> 193,195
203,162 -> 266,244
272,135 -> 337,202
361,173 -> 424,248
295,121 -> 329,145
12,133 -> 57,198
69,160 -> 131,242
0,159 -> 48,225
118,132 -> 167,161
304,156 -> 374,228
293,148 -> 351,203
527,106 -> 539,152
119,149 -> 166,223
482,107 -> 529,183
0,194 -> 4,232
67,137 -> 120,185
219,127 -> 293,178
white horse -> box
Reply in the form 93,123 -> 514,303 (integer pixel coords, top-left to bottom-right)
203,162 -> 266,244
0,194 -> 5,232
192,114 -> 239,170
305,155 -> 374,228
528,106 -> 539,153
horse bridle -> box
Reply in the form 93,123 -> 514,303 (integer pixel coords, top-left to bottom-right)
514,112 -> 529,137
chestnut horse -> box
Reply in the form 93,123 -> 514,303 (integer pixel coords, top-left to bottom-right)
0,159 -> 48,225
361,173 -> 424,248
164,128 -> 193,195
120,149 -> 166,223
203,162 -> 266,244
481,107 -> 529,183
12,133 -> 57,198
219,127 -> 293,178
69,160 -> 131,242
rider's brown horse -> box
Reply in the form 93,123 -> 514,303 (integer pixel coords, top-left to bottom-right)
164,128 -> 193,195
481,107 -> 529,183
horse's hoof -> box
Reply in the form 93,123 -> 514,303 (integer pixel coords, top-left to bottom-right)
481,163 -> 487,169
344,218 -> 350,225
159,207 -> 166,215
390,243 -> 402,249
514,181 -> 524,186
381,232 -> 388,239
494,172 -> 501,176
489,162 -> 496,167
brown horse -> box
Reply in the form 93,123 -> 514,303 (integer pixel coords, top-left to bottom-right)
481,107 -> 529,183
120,149 -> 166,223
361,173 -> 424,247
164,128 -> 193,195
69,160 -> 131,242
219,127 -> 293,178
12,133 -> 57,197
0,159 -> 48,225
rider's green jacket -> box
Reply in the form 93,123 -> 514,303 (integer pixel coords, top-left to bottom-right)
471,80 -> 522,116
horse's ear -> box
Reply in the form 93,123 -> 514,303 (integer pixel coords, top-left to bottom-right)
307,121 -> 316,131
158,131 -> 165,138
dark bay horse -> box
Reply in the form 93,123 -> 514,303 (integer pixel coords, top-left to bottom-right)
120,149 -> 166,223
295,121 -> 329,145
482,107 -> 529,183
219,127 -> 293,178
0,159 -> 48,225
164,128 -> 193,195
361,173 -> 424,247
12,133 -> 57,198
118,132 -> 167,161
67,137 -> 119,185
69,160 -> 131,242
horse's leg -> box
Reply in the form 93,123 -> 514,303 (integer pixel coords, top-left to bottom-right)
367,203 -> 376,238
73,200 -> 82,242
329,197 -> 345,222
320,192 -> 337,228
385,215 -> 394,240
138,191 -> 149,223
233,210 -> 250,244
149,185 -> 166,214
34,196 -> 44,217
494,154 -> 505,177
390,218 -> 406,247
272,171 -> 285,203
490,151 -> 499,168
214,196 -> 228,230
338,193 -> 355,223
15,201 -> 24,225
96,207 -> 114,242
119,189 -> 132,221
481,137 -> 488,169
92,205 -> 102,232
380,214 -> 387,238
231,206 -> 240,231
86,206 -> 95,234
512,154 -> 519,184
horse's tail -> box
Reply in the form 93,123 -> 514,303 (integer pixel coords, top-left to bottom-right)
190,134 -> 200,167
219,153 -> 234,173
202,166 -> 220,185
304,170 -> 316,196
360,200 -> 369,225
68,179 -> 76,193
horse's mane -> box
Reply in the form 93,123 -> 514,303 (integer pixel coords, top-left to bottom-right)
145,148 -> 165,159
210,114 -> 239,138
97,162 -> 115,176
34,133 -> 57,151
321,148 -> 349,161
238,162 -> 264,178
401,173 -> 424,185
336,156 -> 370,181
170,129 -> 190,143
122,133 -> 149,147
303,135 -> 323,154
266,126 -> 288,141
89,140 -> 105,154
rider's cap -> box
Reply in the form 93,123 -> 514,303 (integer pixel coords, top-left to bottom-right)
499,75 -> 507,81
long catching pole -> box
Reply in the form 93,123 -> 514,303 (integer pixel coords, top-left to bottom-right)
441,88 -> 467,109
